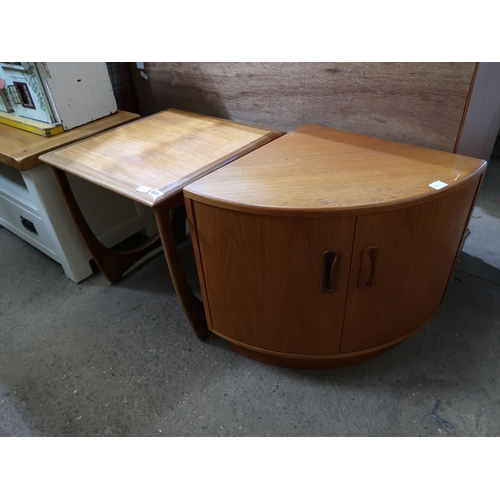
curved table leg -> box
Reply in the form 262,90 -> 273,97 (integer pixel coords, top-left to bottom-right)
52,168 -> 163,284
155,204 -> 211,341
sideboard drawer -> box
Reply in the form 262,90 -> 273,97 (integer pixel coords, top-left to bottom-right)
0,193 -> 56,255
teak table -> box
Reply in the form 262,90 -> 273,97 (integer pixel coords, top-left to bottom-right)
0,111 -> 148,282
40,109 -> 283,340
184,125 -> 487,368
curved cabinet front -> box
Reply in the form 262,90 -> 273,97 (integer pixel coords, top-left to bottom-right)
341,178 -> 480,354
184,124 -> 486,368
186,176 -> 481,367
189,205 -> 355,356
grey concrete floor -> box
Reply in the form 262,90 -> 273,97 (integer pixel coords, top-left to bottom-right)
1,159 -> 499,437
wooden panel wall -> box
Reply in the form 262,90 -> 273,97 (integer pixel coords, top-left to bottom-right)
130,62 -> 476,152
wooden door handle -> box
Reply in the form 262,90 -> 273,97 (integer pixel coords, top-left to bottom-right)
358,246 -> 379,289
321,250 -> 341,293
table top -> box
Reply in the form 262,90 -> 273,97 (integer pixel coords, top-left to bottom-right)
40,109 -> 283,208
184,124 -> 487,216
0,111 -> 139,171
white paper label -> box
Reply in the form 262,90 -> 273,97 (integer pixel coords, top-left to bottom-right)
136,186 -> 153,193
136,62 -> 145,70
140,71 -> 148,80
429,180 -> 448,190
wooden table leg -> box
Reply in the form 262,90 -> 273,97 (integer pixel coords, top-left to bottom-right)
52,168 -> 163,284
155,204 -> 211,341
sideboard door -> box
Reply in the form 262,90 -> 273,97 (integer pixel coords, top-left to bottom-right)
340,178 -> 481,353
191,203 -> 356,355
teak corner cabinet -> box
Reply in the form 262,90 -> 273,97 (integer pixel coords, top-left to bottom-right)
184,125 -> 486,369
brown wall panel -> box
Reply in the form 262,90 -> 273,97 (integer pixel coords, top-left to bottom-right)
130,62 -> 476,152
303,62 -> 475,151
131,62 -> 306,130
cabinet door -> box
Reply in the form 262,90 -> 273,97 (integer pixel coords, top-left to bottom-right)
341,178 -> 481,353
191,202 -> 356,355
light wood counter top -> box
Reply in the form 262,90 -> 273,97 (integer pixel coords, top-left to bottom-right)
38,109 -> 283,340
40,109 -> 283,207
184,124 -> 487,216
0,111 -> 139,171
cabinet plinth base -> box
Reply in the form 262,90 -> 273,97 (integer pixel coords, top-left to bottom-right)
228,342 -> 397,369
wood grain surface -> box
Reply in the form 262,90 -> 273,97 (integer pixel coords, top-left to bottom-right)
185,123 -> 486,366
340,176 -> 482,353
187,176 -> 483,360
40,109 -> 282,207
189,202 -> 356,355
184,124 -> 487,217
0,111 -> 139,171
130,62 -> 476,151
